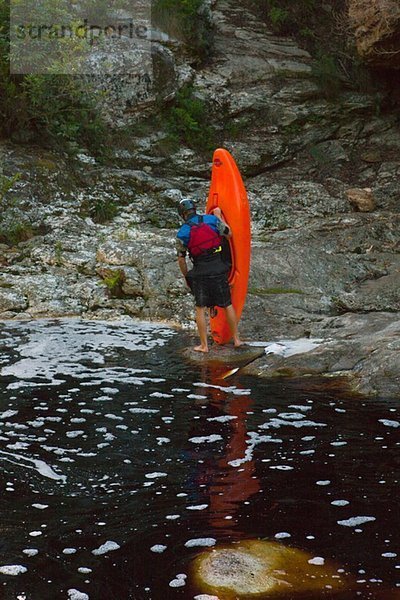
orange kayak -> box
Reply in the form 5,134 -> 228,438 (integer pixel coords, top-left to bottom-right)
206,149 -> 251,345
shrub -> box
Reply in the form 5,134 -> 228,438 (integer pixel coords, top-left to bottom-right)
257,0 -> 316,35
102,268 -> 125,297
81,197 -> 119,223
164,85 -> 216,152
0,220 -> 34,245
0,0 -> 110,155
22,75 -> 109,154
0,173 -> 21,205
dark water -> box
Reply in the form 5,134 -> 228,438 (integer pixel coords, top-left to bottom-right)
0,320 -> 399,600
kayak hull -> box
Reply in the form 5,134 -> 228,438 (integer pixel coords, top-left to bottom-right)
206,149 -> 251,345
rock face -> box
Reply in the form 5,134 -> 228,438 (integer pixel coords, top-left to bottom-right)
193,540 -> 349,597
0,0 -> 400,398
349,0 -> 400,69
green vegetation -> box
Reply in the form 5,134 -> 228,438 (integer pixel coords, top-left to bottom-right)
54,240 -> 63,266
102,268 -> 125,297
0,173 -> 20,204
0,0 -> 109,154
152,0 -> 212,58
164,85 -> 216,152
80,197 -> 119,223
257,0 -> 317,36
0,220 -> 34,245
253,0 -> 378,97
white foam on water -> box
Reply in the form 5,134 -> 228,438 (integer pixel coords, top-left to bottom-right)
77,568 -> 92,574
184,538 -> 216,548
22,549 -> 38,557
207,416 -> 237,423
0,410 -> 18,419
150,392 -> 174,398
0,450 -> 66,482
316,480 -> 331,486
270,465 -> 293,471
92,541 -> 120,555
66,431 -> 84,439
105,414 -> 123,421
260,418 -> 327,430
67,590 -> 89,600
129,408 -> 159,414
194,595 -> 220,600
1,319 -> 175,388
275,532 -> 291,539
145,472 -> 167,479
228,432 -> 282,467
189,435 -> 223,444
337,516 -> 376,527
150,545 -> 167,553
186,504 -> 208,511
331,500 -> 349,506
156,437 -> 170,445
379,419 -> 400,428
63,548 -> 77,554
194,382 -> 251,396
169,576 -> 186,588
382,553 -> 397,558
278,412 -> 305,421
0,565 -> 27,575
32,503 -> 49,510
308,557 -> 325,566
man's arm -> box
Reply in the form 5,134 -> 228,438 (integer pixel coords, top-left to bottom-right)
212,208 -> 232,238
178,255 -> 188,278
176,238 -> 190,286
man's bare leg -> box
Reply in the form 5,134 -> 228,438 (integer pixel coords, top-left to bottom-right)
194,306 -> 209,352
224,304 -> 244,347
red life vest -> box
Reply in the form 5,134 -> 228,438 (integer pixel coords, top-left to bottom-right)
187,216 -> 222,260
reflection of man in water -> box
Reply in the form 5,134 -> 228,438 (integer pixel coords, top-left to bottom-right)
185,379 -> 260,536
207,391 -> 260,533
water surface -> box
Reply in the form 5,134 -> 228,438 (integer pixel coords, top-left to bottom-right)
0,319 -> 398,599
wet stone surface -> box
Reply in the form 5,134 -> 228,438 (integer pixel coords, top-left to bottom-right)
0,319 -> 399,599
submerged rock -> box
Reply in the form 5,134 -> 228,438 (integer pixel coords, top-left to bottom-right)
193,540 -> 349,597
182,345 -> 264,371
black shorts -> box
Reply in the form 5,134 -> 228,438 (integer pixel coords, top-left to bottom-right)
191,274 -> 232,308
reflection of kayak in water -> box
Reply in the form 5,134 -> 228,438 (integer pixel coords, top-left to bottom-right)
206,148 -> 251,345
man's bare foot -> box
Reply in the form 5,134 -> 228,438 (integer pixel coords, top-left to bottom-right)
194,345 -> 209,353
233,338 -> 245,348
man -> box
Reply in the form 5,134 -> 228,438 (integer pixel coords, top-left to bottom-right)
176,198 -> 243,353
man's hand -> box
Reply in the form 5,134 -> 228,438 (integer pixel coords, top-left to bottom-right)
213,207 -> 232,238
212,207 -> 222,218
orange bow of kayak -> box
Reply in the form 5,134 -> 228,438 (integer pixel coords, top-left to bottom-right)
206,148 -> 251,345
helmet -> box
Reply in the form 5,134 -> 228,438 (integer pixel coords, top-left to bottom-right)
178,198 -> 196,219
